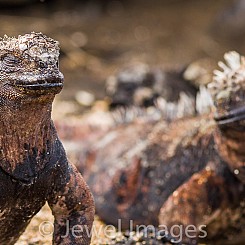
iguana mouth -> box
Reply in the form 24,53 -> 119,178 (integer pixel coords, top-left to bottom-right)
214,105 -> 245,125
14,77 -> 64,90
16,82 -> 63,90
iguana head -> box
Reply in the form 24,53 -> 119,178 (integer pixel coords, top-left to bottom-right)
0,33 -> 64,181
208,51 -> 245,128
209,52 -> 245,183
0,32 -> 63,105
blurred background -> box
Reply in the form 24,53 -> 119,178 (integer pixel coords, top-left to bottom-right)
1,0 -> 244,117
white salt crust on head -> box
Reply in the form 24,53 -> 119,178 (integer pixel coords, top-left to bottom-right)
0,32 -> 59,63
208,51 -> 245,102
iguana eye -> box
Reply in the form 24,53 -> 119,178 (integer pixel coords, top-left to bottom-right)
39,61 -> 47,69
2,54 -> 20,65
1,54 -> 20,72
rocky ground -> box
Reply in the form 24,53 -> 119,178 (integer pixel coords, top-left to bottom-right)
17,205 -> 176,245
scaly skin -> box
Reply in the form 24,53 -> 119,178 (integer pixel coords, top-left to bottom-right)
0,32 -> 94,245
79,52 -> 245,244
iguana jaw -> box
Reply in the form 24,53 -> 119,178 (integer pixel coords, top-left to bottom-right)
14,76 -> 63,92
2,72 -> 64,97
214,105 -> 245,126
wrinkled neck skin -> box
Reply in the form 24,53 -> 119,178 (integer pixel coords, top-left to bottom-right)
0,95 -> 55,176
215,124 -> 245,184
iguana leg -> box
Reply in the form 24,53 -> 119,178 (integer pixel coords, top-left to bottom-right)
49,162 -> 95,245
158,168 -> 241,245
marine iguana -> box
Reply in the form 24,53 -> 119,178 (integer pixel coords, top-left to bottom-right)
105,62 -> 197,108
0,32 -> 94,245
79,52 -> 245,244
